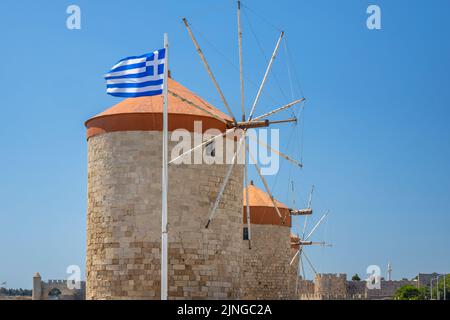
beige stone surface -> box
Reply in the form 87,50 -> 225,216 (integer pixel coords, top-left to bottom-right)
297,274 -> 418,300
315,273 -> 348,298
87,131 -> 243,300
240,224 -> 298,299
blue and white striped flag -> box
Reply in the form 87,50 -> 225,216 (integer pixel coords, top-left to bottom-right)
105,48 -> 166,97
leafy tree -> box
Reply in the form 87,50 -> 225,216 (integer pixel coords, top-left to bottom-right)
393,285 -> 427,300
0,287 -> 32,296
352,274 -> 361,281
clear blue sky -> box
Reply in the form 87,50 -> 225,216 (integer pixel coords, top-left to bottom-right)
1,0 -> 449,288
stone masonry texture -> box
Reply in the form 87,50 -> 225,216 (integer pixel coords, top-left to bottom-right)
87,131 -> 243,300
240,224 -> 298,299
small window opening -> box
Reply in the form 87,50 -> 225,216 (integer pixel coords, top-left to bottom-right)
243,227 -> 249,240
205,141 -> 215,157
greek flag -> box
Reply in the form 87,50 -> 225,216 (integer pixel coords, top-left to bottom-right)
105,48 -> 166,97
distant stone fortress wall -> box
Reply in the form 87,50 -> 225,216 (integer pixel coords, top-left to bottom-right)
298,273 -> 417,300
32,273 -> 85,300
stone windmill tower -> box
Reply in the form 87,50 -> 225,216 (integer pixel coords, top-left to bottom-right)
240,181 -> 298,299
85,78 -> 244,299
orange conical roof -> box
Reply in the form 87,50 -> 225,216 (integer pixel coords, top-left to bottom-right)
85,78 -> 232,139
243,182 -> 288,209
243,182 -> 291,227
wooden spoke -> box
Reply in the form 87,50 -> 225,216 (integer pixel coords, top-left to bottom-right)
302,251 -> 318,275
205,136 -> 245,228
247,145 -> 285,223
237,0 -> 245,121
169,128 -> 235,165
244,141 -> 252,248
169,90 -> 228,125
267,118 -> 298,125
252,98 -> 305,122
305,210 -> 329,241
247,134 -> 303,168
183,18 -> 237,125
290,249 -> 300,266
300,254 -> 306,279
248,31 -> 284,121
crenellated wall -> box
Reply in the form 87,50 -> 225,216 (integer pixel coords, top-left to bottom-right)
364,280 -> 416,299
297,273 -> 418,300
314,273 -> 348,298
32,274 -> 85,300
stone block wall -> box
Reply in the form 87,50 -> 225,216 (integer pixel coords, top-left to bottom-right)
32,275 -> 85,300
298,273 -> 418,300
365,280 -> 416,299
87,131 -> 243,300
297,278 -> 314,299
347,279 -> 367,299
314,273 -> 348,298
240,224 -> 298,299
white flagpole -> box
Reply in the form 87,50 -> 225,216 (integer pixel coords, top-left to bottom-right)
161,33 -> 169,300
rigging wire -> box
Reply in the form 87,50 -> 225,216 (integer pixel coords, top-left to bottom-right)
242,6 -> 289,104
283,38 -> 300,120
284,39 -> 295,102
287,166 -> 294,209
189,23 -> 238,75
323,212 -> 329,252
284,38 -> 306,99
267,101 -> 305,209
183,3 -> 309,216
242,1 -> 305,105
268,120 -> 297,202
292,182 -> 297,211
241,4 -> 307,188
184,9 -> 306,120
297,101 -> 306,164
240,1 -> 283,33
187,20 -> 288,109
171,86 -> 224,114
180,1 -> 233,25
